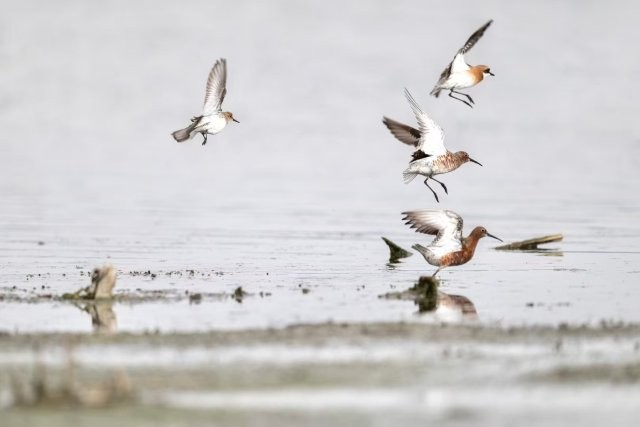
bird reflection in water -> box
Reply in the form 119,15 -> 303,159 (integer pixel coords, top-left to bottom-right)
381,276 -> 477,322
75,301 -> 117,334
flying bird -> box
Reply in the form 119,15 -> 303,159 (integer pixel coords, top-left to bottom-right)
383,88 -> 482,202
172,58 -> 239,145
402,209 -> 502,277
430,20 -> 494,108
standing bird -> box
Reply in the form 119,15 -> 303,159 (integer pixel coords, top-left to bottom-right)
402,210 -> 502,277
172,58 -> 239,145
430,20 -> 494,108
383,89 -> 482,202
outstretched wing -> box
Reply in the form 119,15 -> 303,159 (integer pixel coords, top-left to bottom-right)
382,117 -> 420,147
202,58 -> 227,115
402,210 -> 463,247
458,19 -> 493,55
435,20 -> 493,82
404,89 -> 446,156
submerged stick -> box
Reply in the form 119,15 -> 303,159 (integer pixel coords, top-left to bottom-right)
381,237 -> 413,262
494,234 -> 563,251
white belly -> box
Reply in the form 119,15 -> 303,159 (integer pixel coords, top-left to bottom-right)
194,114 -> 227,135
406,158 -> 435,176
442,71 -> 478,90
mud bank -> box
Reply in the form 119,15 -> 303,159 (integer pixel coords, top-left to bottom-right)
1,322 -> 640,427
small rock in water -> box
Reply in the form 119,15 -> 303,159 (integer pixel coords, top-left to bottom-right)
233,286 -> 246,302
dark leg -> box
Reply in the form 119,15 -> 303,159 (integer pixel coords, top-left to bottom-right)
431,267 -> 442,278
423,178 -> 440,203
451,88 -> 475,105
430,177 -> 448,194
448,90 -> 473,108
201,133 -> 208,145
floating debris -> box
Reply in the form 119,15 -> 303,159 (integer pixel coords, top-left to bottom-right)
63,264 -> 116,300
494,234 -> 563,251
381,237 -> 413,263
233,286 -> 246,302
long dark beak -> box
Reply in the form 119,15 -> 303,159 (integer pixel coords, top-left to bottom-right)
232,118 -> 240,123
469,157 -> 483,166
486,232 -> 503,242
488,71 -> 495,76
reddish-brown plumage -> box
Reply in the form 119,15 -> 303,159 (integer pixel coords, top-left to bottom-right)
468,67 -> 486,85
439,226 -> 488,267
403,210 -> 501,277
432,151 -> 474,174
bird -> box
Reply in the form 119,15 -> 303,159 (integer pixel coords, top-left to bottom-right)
430,20 -> 494,108
383,88 -> 482,202
172,58 -> 239,145
402,209 -> 502,277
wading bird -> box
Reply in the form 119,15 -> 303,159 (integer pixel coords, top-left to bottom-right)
402,209 -> 502,277
383,89 -> 482,202
430,20 -> 494,108
172,58 -> 239,145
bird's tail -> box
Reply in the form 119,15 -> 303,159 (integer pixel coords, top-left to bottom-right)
411,243 -> 430,258
430,87 -> 442,98
172,122 -> 197,142
402,168 -> 419,184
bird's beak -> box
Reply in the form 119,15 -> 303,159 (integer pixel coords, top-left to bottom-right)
232,118 -> 240,123
488,71 -> 495,76
469,157 -> 483,166
486,232 -> 503,242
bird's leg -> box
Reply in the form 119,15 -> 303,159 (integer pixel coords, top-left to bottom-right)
431,267 -> 442,278
451,89 -> 475,105
423,178 -> 440,203
448,90 -> 473,108
201,133 -> 208,145
430,177 -> 448,194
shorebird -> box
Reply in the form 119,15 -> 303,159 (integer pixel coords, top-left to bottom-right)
402,210 -> 502,277
172,58 -> 239,145
383,89 -> 482,202
430,20 -> 494,108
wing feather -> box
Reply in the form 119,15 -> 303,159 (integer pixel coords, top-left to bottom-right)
403,89 -> 446,156
382,117 -> 421,147
202,58 -> 227,115
402,210 -> 463,246
434,20 -> 493,84
458,20 -> 493,55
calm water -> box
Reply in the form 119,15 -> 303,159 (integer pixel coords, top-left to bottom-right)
1,0 -> 639,332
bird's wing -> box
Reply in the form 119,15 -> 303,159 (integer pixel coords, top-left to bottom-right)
402,210 -> 463,246
448,52 -> 470,74
382,117 -> 420,147
458,20 -> 493,55
202,58 -> 227,115
436,20 -> 493,79
403,89 -> 446,156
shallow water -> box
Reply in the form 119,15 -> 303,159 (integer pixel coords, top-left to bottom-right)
1,0 -> 640,332
1,1 -> 640,424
